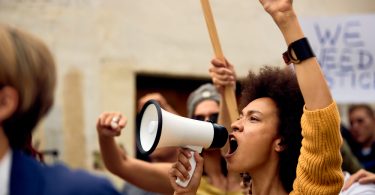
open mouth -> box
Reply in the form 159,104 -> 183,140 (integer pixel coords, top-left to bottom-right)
228,135 -> 238,154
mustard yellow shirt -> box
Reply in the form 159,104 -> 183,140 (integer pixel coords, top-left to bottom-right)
291,102 -> 344,194
197,176 -> 242,195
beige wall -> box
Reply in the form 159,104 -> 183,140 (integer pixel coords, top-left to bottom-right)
0,0 -> 374,172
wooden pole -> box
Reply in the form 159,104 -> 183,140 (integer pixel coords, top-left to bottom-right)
200,0 -> 239,123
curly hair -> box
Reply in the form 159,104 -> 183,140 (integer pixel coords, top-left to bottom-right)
239,66 -> 304,193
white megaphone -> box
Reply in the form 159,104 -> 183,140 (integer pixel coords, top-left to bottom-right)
137,100 -> 228,187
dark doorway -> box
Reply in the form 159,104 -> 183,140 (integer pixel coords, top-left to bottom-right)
136,74 -> 212,117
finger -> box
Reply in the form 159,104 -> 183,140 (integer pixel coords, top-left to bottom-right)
212,77 -> 234,87
174,161 -> 190,180
210,68 -> 235,81
169,165 -> 186,182
97,112 -> 111,129
211,58 -> 226,67
178,149 -> 192,171
111,113 -> 122,129
343,169 -> 366,190
104,113 -> 115,126
118,116 -> 128,129
359,176 -> 375,184
99,112 -> 110,126
180,148 -> 192,158
212,73 -> 235,83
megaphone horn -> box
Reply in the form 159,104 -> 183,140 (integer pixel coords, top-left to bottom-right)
137,100 -> 228,187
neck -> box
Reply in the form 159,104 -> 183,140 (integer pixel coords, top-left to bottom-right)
226,171 -> 242,191
0,128 -> 10,160
202,150 -> 227,189
249,158 -> 288,195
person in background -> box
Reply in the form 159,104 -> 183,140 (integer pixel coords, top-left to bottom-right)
340,123 -> 363,174
0,24 -> 120,195
347,104 -> 375,172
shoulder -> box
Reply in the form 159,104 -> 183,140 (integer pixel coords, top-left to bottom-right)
10,151 -> 45,195
10,151 -> 119,195
122,183 -> 160,195
43,163 -> 120,195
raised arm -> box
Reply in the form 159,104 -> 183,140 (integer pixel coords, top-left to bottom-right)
259,1 -> 343,194
259,0 -> 332,109
97,112 -> 173,193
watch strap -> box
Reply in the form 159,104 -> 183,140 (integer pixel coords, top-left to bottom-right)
283,37 -> 315,65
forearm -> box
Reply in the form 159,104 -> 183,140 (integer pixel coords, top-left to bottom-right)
121,159 -> 174,193
276,10 -> 333,110
99,136 -> 126,174
98,136 -> 173,193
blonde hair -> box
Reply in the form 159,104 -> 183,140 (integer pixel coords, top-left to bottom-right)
0,24 -> 56,150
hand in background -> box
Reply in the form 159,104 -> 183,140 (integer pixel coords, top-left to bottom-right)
209,58 -> 236,94
343,169 -> 375,191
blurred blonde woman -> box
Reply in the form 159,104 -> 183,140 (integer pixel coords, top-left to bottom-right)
0,24 -> 120,195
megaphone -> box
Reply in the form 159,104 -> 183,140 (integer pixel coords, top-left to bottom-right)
137,100 -> 228,187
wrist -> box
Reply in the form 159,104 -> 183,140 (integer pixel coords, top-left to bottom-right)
276,14 -> 305,45
99,133 -> 115,140
273,9 -> 297,29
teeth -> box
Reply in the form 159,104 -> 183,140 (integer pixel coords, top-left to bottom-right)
229,136 -> 238,154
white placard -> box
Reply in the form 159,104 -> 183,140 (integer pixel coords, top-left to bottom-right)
301,14 -> 375,103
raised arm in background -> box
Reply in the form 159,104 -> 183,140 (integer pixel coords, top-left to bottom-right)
97,112 -> 173,193
97,92 -> 178,194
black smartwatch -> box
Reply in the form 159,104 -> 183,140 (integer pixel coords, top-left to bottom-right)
283,37 -> 315,65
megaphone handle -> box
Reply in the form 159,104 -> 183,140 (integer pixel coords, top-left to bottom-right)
175,150 -> 196,187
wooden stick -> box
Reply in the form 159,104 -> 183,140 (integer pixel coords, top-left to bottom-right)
200,0 -> 239,123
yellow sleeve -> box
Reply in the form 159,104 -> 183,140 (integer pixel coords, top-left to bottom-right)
291,102 -> 344,195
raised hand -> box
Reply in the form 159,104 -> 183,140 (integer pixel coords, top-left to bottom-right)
209,58 -> 236,94
259,0 -> 294,24
96,112 -> 127,137
168,148 -> 204,195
